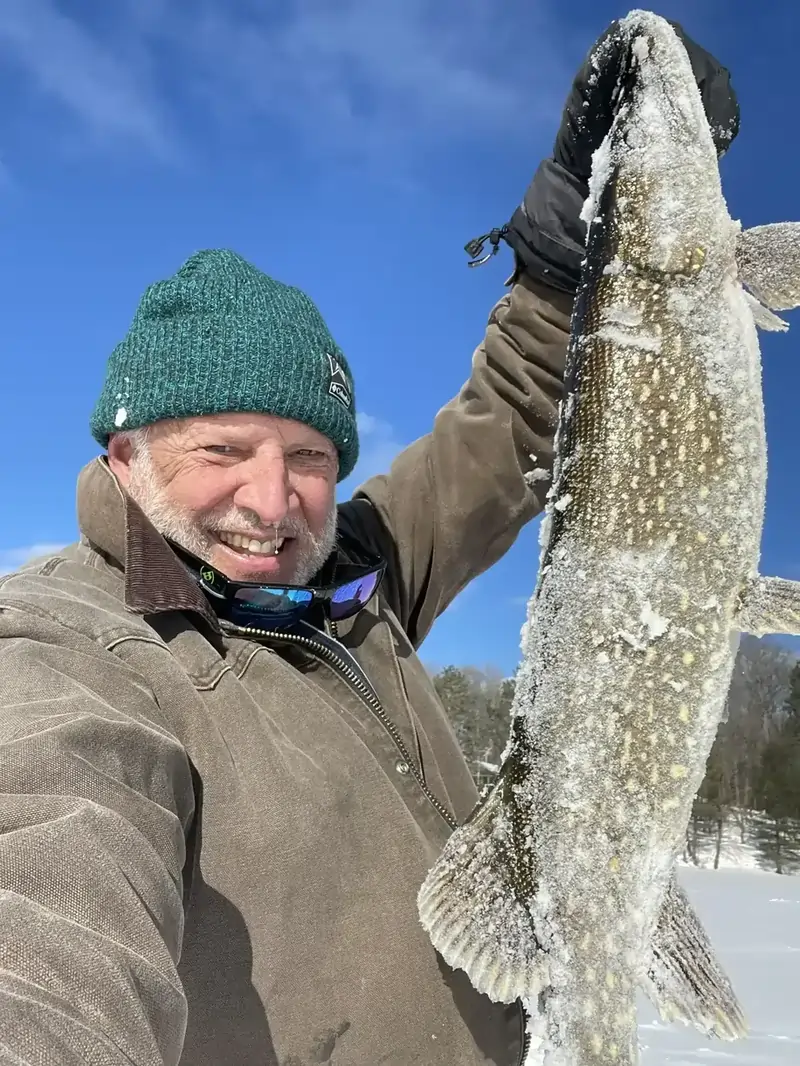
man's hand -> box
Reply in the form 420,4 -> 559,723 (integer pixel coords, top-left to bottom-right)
499,18 -> 740,294
556,19 -> 739,182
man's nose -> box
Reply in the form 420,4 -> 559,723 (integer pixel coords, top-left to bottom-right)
231,457 -> 291,530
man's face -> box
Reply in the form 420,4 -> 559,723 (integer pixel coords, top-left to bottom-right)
108,412 -> 339,584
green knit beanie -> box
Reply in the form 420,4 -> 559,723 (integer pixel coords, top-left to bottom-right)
90,249 -> 359,481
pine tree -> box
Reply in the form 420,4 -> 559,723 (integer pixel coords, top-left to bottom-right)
753,661 -> 800,873
432,666 -> 515,787
433,666 -> 475,755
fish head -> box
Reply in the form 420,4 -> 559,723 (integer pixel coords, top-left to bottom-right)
555,12 -> 758,564
593,12 -> 737,280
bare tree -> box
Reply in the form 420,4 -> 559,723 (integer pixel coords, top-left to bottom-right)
689,637 -> 794,866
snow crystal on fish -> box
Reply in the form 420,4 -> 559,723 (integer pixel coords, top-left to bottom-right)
640,600 -> 670,639
601,305 -> 643,328
595,323 -> 663,353
581,135 -> 613,226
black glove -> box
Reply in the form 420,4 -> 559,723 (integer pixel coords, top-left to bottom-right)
467,19 -> 740,294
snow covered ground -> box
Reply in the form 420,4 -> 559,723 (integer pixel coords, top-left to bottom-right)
681,830 -> 766,873
639,865 -> 800,1065
680,811 -> 800,876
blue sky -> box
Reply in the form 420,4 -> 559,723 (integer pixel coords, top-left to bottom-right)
1,0 -> 798,675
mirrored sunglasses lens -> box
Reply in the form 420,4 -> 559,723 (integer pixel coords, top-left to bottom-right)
330,571 -> 380,621
233,586 -> 313,614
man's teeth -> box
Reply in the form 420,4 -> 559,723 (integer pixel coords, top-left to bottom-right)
218,531 -> 285,555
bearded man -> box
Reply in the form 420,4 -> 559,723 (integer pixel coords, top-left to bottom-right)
0,21 -> 738,1066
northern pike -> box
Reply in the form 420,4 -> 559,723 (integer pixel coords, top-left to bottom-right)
418,10 -> 800,1065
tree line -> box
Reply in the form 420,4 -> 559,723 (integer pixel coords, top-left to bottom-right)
431,635 -> 800,874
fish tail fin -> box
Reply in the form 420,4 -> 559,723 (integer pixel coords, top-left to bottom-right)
417,763 -> 547,1005
644,873 -> 747,1041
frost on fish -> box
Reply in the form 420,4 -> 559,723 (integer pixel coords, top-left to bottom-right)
738,574 -> 800,637
736,222 -> 800,311
420,8 -> 800,1065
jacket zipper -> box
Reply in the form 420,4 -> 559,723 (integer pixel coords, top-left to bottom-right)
226,619 -> 529,1065
224,620 -> 458,831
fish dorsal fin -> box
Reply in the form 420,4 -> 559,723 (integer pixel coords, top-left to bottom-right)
743,289 -> 788,332
736,222 -> 800,310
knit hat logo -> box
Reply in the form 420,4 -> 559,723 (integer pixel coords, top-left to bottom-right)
327,352 -> 352,410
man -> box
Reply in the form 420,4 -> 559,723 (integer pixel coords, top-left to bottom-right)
0,20 -> 738,1066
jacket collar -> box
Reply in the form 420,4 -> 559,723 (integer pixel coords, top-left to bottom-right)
77,457 -> 222,631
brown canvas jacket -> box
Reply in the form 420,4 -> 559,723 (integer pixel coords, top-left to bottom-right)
0,276 -> 571,1065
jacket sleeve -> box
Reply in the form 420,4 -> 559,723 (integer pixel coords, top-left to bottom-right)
0,602 -> 194,1065
340,275 -> 572,647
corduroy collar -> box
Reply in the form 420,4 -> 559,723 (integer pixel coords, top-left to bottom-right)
76,457 -> 222,631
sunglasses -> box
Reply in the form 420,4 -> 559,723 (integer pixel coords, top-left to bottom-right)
180,546 -> 386,630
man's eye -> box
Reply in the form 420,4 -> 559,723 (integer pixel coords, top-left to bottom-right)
294,449 -> 334,462
203,445 -> 237,456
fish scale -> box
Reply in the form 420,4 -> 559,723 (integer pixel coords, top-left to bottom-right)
418,9 -> 800,1066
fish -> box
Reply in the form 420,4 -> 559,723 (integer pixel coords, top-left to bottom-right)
417,9 -> 800,1065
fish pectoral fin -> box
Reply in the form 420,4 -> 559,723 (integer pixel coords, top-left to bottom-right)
643,872 -> 747,1041
737,222 -> 800,311
416,764 -> 546,1005
738,576 -> 800,637
743,290 -> 788,332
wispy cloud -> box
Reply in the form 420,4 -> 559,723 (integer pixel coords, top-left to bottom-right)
170,0 -> 567,156
0,543 -> 66,576
0,0 -> 568,164
508,595 -> 530,608
338,411 -> 405,498
0,0 -> 170,155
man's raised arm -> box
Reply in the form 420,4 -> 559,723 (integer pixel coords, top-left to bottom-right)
346,273 -> 570,647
